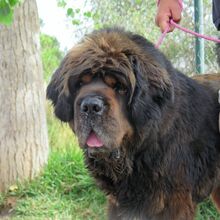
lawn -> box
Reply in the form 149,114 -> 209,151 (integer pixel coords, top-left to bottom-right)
0,105 -> 106,219
0,104 -> 219,219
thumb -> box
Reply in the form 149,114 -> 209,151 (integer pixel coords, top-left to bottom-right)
159,19 -> 174,33
156,13 -> 173,33
160,20 -> 170,32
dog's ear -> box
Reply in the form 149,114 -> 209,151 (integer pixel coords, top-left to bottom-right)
145,61 -> 174,107
130,54 -> 174,104
128,33 -> 174,106
47,57 -> 73,122
128,54 -> 174,129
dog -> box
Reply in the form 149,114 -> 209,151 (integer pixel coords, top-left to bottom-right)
47,28 -> 220,220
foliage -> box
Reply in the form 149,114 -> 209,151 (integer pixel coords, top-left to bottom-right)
89,0 -> 218,74
58,0 -> 218,74
57,0 -> 93,30
40,34 -> 64,82
0,0 -> 22,25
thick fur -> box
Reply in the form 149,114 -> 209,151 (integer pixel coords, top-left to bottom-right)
47,28 -> 220,220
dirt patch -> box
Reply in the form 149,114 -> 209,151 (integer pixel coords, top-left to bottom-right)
0,196 -> 17,218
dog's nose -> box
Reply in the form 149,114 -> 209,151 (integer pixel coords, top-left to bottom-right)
80,96 -> 104,115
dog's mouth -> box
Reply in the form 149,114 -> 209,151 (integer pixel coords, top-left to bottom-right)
83,130 -> 121,159
86,131 -> 104,148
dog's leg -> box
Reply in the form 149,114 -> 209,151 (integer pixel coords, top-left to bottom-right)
211,186 -> 220,211
160,192 -> 196,220
107,195 -> 122,220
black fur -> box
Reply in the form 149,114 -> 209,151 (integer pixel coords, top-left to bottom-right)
47,28 -> 220,220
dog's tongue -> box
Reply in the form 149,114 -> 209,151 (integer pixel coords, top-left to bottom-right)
86,132 -> 103,147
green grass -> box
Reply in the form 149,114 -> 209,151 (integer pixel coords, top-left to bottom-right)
0,104 -> 106,219
196,200 -> 220,220
9,147 -> 106,219
0,104 -> 220,219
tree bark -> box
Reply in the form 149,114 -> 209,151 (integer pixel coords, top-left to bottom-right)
0,0 -> 49,192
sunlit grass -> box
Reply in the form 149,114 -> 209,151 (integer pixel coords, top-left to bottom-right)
10,146 -> 106,219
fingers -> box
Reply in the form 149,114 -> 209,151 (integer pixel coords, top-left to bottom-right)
155,0 -> 182,33
170,4 -> 182,23
156,14 -> 174,33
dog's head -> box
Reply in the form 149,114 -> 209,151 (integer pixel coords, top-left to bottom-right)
47,28 -> 174,158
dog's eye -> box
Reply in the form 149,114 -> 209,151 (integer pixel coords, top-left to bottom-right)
77,74 -> 93,88
114,82 -> 127,95
104,75 -> 127,95
78,74 -> 93,87
82,74 -> 92,83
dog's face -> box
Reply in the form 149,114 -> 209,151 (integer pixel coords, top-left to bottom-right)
47,29 -> 174,158
69,68 -> 134,157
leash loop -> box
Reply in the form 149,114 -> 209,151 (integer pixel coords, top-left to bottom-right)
155,19 -> 220,48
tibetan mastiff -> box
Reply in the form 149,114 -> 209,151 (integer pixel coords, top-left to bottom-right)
47,28 -> 220,220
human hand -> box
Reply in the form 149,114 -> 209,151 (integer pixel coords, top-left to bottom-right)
155,0 -> 183,33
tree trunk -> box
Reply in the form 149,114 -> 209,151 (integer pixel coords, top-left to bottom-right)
0,0 -> 49,192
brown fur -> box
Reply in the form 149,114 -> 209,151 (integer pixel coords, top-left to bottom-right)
47,28 -> 220,220
193,73 -> 220,92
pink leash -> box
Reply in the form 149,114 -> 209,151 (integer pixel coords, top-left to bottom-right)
155,0 -> 220,48
155,20 -> 220,48
155,25 -> 171,49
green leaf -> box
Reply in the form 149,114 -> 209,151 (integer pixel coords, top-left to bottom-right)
0,0 -> 20,25
67,8 -> 73,17
83,11 -> 92,18
72,19 -> 80,26
8,0 -> 18,7
0,13 -> 13,25
0,1 -> 10,16
0,2 -> 13,25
